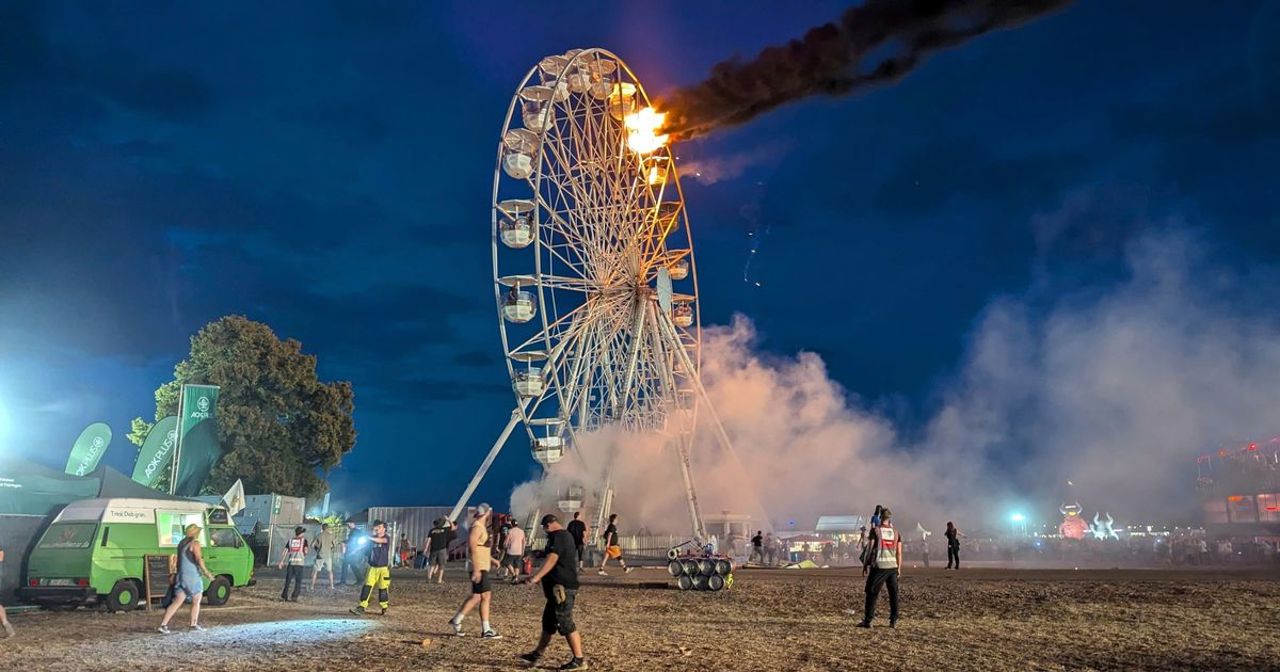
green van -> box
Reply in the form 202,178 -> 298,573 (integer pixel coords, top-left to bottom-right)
19,497 -> 255,611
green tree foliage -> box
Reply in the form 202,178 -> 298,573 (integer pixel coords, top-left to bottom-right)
151,315 -> 356,498
126,416 -> 154,447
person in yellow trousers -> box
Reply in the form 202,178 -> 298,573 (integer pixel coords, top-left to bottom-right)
349,520 -> 391,616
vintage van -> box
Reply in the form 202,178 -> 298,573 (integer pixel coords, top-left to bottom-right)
19,497 -> 254,611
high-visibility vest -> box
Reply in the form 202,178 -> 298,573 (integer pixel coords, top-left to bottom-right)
287,537 -> 307,564
875,523 -> 899,569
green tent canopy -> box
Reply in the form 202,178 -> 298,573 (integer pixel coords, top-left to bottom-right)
0,457 -> 190,517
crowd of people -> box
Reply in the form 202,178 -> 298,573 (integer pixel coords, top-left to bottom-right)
145,505 -> 638,670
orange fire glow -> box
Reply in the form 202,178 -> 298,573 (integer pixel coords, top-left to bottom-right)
625,107 -> 670,154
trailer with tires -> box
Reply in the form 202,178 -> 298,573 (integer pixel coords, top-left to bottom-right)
666,541 -> 733,592
18,497 -> 254,611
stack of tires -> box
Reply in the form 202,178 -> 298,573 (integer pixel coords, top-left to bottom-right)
666,555 -> 732,591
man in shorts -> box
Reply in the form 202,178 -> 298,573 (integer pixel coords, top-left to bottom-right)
449,504 -> 501,639
501,518 -> 526,582
597,513 -> 633,576
519,514 -> 586,670
427,518 -> 452,584
311,523 -> 337,590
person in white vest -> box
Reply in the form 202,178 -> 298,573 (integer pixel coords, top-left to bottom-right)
858,507 -> 902,628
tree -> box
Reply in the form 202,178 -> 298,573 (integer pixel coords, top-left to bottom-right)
126,417 -> 154,447
149,315 -> 356,498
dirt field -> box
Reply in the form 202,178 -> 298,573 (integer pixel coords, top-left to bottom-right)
1,565 -> 1278,671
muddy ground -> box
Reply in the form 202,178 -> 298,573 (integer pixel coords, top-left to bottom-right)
1,565 -> 1278,671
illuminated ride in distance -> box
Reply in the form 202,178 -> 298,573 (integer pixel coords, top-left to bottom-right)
450,48 -> 747,543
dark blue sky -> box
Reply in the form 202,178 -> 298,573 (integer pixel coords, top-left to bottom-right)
1,1 -> 1277,511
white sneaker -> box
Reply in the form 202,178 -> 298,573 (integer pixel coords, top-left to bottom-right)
597,570 -> 607,576
157,625 -> 173,635
189,624 -> 207,632
624,567 -> 635,574
450,620 -> 465,637
482,629 -> 503,640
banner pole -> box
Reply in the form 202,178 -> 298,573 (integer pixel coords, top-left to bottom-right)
170,384 -> 186,496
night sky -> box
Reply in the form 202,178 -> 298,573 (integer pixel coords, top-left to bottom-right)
2,2 -> 1277,512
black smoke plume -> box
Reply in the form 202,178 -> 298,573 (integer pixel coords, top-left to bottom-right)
660,0 -> 1072,140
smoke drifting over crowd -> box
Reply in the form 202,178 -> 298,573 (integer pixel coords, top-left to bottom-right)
512,222 -> 1280,535
660,0 -> 1072,140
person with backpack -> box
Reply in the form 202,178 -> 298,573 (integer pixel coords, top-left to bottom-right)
278,526 -> 309,601
858,507 -> 902,628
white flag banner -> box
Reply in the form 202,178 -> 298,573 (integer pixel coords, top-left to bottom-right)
916,522 -> 932,540
222,478 -> 247,517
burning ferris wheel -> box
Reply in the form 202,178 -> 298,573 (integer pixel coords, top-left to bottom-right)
450,48 -> 740,540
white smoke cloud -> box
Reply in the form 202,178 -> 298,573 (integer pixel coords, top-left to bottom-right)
510,224 -> 1280,535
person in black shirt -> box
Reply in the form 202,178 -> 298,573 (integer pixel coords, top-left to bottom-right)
350,520 -> 391,615
427,518 -> 452,584
519,514 -> 586,671
945,521 -> 963,570
597,513 -> 633,576
566,512 -> 587,570
750,530 -> 764,564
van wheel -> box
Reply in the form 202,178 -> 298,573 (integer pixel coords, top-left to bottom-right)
205,576 -> 232,606
105,580 -> 142,612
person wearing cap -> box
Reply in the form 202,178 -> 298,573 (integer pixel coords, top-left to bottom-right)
427,518 -> 453,584
500,519 -> 526,582
350,520 -> 392,615
858,507 -> 902,628
449,503 -> 502,639
158,523 -> 214,634
519,514 -> 586,670
278,525 -> 309,601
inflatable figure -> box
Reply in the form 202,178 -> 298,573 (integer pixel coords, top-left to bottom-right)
1089,512 -> 1119,540
1059,501 -> 1088,540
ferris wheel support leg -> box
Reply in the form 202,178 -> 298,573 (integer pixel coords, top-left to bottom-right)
448,408 -> 523,522
674,432 -> 708,542
656,307 -> 775,534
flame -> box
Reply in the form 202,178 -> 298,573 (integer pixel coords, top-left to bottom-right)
625,107 -> 670,154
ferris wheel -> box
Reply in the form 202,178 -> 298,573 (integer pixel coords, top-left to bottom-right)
449,48 -> 739,540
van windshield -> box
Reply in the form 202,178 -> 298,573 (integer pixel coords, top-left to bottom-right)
38,523 -> 98,550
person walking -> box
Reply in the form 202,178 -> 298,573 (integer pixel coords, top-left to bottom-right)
158,523 -> 215,634
350,520 -> 392,615
398,533 -> 411,568
749,530 -> 764,564
277,526 -> 309,601
427,518 -> 452,584
449,504 -> 501,638
0,603 -> 13,638
501,519 -> 526,582
341,521 -> 364,586
858,508 -> 901,629
566,512 -> 587,570
311,524 -> 337,590
519,514 -> 587,671
945,522 -> 963,570
597,513 -> 633,576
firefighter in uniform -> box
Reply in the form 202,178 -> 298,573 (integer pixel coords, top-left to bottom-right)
350,520 -> 391,615
859,507 -> 902,628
